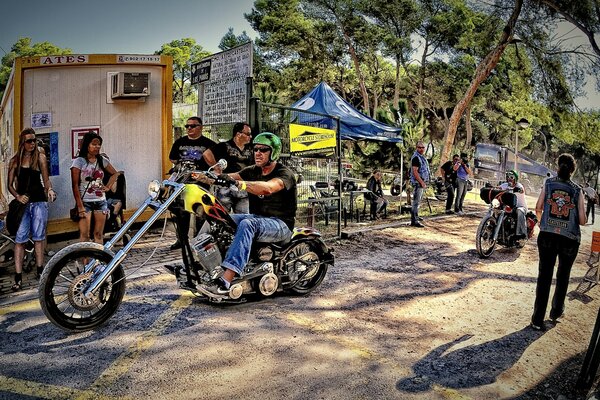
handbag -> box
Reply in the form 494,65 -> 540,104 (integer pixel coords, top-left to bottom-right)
70,206 -> 80,222
467,179 -> 474,192
6,199 -> 27,236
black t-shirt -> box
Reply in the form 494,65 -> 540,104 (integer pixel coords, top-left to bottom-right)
238,163 -> 297,230
411,156 -> 421,169
17,167 -> 46,202
210,139 -> 253,173
440,160 -> 457,184
169,135 -> 216,170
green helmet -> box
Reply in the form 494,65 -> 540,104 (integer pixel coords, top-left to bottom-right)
506,170 -> 519,182
253,132 -> 282,161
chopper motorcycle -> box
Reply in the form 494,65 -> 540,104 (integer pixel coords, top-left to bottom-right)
39,160 -> 334,332
475,186 -> 537,258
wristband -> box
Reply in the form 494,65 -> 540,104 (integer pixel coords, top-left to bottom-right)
239,181 -> 247,191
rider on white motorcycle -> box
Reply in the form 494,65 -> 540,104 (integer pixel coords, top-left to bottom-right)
202,132 -> 297,294
499,170 -> 528,239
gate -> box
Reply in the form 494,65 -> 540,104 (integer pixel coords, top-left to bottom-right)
253,99 -> 342,239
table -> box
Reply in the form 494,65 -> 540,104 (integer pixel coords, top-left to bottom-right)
348,189 -> 371,222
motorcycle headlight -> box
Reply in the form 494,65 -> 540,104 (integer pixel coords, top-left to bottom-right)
148,180 -> 162,200
491,198 -> 500,208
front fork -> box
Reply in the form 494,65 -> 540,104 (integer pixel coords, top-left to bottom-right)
83,181 -> 186,299
491,209 -> 505,241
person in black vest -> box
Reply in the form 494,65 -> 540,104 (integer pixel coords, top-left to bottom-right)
202,122 -> 253,213
168,116 -> 216,250
530,153 -> 586,331
410,141 -> 430,227
439,154 -> 459,214
8,128 -> 56,290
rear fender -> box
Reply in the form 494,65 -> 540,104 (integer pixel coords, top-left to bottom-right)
288,235 -> 334,265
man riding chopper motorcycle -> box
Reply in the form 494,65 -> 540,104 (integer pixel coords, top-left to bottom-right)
194,132 -> 298,295
499,170 -> 528,239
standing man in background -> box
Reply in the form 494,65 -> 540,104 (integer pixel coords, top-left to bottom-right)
202,122 -> 253,213
439,154 -> 459,214
168,116 -> 216,250
410,141 -> 430,228
583,182 -> 597,225
454,152 -> 471,215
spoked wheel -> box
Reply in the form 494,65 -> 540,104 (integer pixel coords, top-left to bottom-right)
284,241 -> 329,295
39,242 -> 125,332
476,216 -> 497,258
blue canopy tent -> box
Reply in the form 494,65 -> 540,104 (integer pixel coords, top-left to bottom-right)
291,82 -> 403,143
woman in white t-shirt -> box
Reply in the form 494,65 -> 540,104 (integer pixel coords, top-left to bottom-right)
70,131 -> 119,243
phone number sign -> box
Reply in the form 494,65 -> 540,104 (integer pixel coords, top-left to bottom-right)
193,42 -> 253,125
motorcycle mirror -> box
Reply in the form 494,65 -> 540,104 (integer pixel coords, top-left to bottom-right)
217,159 -> 228,170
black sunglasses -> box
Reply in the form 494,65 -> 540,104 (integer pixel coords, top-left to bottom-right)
253,147 -> 271,153
184,124 -> 201,129
24,138 -> 37,144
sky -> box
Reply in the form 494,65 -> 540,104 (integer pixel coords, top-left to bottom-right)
0,0 -> 257,56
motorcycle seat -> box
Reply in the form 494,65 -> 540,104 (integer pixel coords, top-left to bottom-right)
256,238 -> 291,249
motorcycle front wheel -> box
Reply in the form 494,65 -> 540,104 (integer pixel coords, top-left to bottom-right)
39,242 -> 126,333
284,241 -> 329,295
476,215 -> 497,258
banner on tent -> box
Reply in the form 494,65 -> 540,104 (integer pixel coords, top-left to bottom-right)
289,123 -> 336,154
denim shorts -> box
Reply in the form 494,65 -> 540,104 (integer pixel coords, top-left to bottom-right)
15,202 -> 48,243
83,200 -> 109,214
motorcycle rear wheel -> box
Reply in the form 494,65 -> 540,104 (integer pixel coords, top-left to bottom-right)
284,241 -> 328,295
39,242 -> 126,333
476,216 -> 497,258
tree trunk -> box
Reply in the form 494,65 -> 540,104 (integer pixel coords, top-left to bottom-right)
439,0 -> 524,167
394,54 -> 401,109
465,105 -> 472,149
344,30 -> 370,116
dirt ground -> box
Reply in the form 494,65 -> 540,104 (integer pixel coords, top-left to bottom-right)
326,201 -> 599,399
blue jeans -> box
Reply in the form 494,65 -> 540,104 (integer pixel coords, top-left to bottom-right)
455,178 -> 468,212
222,214 -> 292,276
16,202 -> 48,243
411,185 -> 424,224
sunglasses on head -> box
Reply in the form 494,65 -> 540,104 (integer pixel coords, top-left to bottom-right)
24,138 -> 37,144
253,147 -> 271,153
184,124 -> 201,129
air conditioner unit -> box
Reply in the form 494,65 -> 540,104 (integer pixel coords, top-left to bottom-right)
111,72 -> 150,99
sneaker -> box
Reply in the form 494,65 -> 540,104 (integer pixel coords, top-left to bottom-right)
530,322 -> 546,331
457,211 -> 465,216
410,222 -> 425,228
550,312 -> 564,322
169,240 -> 182,250
418,217 -> 424,221
201,279 -> 230,295
445,210 -> 454,214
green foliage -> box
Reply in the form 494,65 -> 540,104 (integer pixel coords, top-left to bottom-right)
0,38 -> 72,100
154,38 -> 211,103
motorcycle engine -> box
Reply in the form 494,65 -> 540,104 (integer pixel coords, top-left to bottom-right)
191,233 -> 222,272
